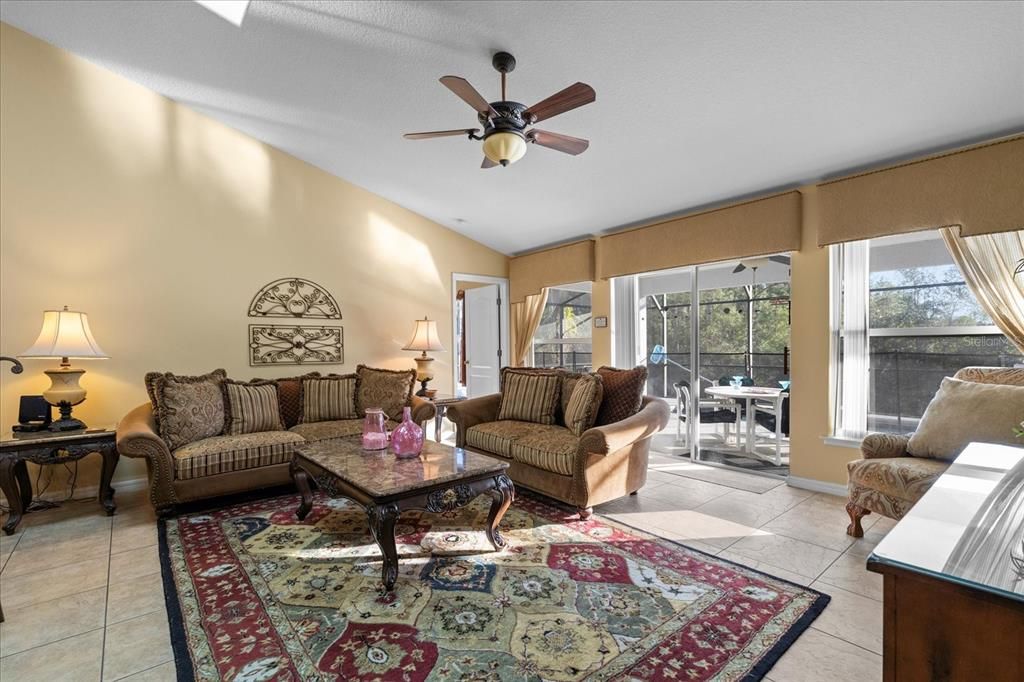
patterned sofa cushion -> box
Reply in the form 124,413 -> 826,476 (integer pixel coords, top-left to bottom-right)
222,379 -> 284,435
154,372 -> 227,451
466,421 -> 544,458
301,375 -> 358,423
510,427 -> 580,476
595,365 -> 648,426
847,456 -> 949,506
289,419 -> 397,442
563,373 -> 604,437
173,431 -> 304,480
355,365 -> 415,421
466,420 -> 579,476
496,368 -> 563,425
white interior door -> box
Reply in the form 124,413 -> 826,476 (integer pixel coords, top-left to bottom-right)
465,284 -> 501,396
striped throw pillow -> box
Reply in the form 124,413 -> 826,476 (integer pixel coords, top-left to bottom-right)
496,368 -> 562,425
563,372 -> 604,436
301,375 -> 358,423
222,380 -> 284,435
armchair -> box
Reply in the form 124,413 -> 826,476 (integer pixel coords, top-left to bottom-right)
845,366 -> 1024,537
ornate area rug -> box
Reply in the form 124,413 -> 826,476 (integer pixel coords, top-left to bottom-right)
159,491 -> 828,681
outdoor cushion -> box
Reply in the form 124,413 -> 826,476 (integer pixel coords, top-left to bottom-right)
847,456 -> 948,503
466,420 -> 546,458
173,431 -> 304,480
496,368 -> 562,425
355,365 -> 415,421
595,365 -> 648,426
289,419 -> 398,442
510,426 -> 580,476
301,375 -> 358,423
563,372 -> 604,436
222,379 -> 284,435
907,377 -> 1024,461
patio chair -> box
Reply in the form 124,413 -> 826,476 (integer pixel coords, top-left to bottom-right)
673,378 -> 742,447
754,391 -> 790,465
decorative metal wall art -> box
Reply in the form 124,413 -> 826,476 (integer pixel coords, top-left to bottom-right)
248,278 -> 342,319
249,325 -> 344,366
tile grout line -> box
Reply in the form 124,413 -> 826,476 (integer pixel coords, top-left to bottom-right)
100,517 -> 114,682
0,625 -> 107,661
807,624 -> 885,658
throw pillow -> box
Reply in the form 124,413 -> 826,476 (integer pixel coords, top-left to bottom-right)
560,372 -> 584,425
563,372 -> 604,436
496,367 -> 563,425
222,380 -> 284,435
144,368 -> 226,429
595,365 -> 648,426
301,374 -> 358,423
907,377 -> 1024,461
250,372 -> 321,428
355,365 -> 415,421
153,372 -> 227,450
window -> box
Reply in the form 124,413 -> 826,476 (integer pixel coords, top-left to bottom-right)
831,230 -> 1021,437
533,284 -> 592,372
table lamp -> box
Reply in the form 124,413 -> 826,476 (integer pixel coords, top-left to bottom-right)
19,306 -> 109,431
403,316 -> 445,397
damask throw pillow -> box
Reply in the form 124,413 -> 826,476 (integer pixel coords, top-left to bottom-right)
496,367 -> 563,425
145,368 -> 226,429
222,379 -> 284,435
562,372 -> 604,436
301,375 -> 358,423
153,372 -> 227,450
595,365 -> 648,426
355,365 -> 415,421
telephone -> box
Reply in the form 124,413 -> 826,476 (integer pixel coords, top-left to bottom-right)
12,395 -> 52,433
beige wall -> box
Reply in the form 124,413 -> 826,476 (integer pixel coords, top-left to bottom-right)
0,24 -> 507,489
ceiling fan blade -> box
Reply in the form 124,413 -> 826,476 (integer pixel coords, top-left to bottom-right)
527,129 -> 589,155
732,264 -> 747,274
440,76 -> 498,117
524,82 -> 596,123
481,157 -> 497,169
769,255 -> 791,265
403,128 -> 479,140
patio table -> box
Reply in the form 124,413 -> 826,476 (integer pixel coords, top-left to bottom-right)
704,385 -> 783,456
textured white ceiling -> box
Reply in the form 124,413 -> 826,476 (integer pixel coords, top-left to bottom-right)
2,1 -> 1023,255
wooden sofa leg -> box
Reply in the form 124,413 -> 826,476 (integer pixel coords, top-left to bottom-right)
846,502 -> 870,538
156,505 -> 177,519
630,491 -> 638,496
578,507 -> 594,520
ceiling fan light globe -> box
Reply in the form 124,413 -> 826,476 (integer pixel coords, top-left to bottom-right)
482,131 -> 526,166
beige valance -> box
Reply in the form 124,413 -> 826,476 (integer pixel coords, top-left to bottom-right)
818,135 -> 1024,246
509,239 -> 595,302
597,191 -> 802,280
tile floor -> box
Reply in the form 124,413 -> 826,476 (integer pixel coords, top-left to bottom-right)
0,449 -> 888,682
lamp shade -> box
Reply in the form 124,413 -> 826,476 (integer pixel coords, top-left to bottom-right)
482,131 -> 527,166
402,317 -> 446,352
19,307 -> 109,359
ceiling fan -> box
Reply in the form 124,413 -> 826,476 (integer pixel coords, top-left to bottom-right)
403,52 -> 596,169
732,255 -> 791,274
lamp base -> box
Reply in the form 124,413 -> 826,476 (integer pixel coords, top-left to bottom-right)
415,379 -> 430,397
48,401 -> 87,432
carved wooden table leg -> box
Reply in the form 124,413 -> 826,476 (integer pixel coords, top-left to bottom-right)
291,460 -> 314,521
367,503 -> 401,592
486,474 -> 515,550
0,458 -> 24,535
14,460 -> 32,512
99,446 -> 119,515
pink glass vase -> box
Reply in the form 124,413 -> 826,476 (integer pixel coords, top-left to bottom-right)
361,408 -> 389,451
391,406 -> 424,458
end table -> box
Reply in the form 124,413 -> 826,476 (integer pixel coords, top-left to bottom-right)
0,427 -> 118,535
428,394 -> 467,442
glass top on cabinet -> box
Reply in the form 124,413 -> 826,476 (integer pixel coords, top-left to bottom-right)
1,426 -> 116,447
869,442 -> 1024,603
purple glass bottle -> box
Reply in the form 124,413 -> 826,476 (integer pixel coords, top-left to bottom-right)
391,406 -> 424,458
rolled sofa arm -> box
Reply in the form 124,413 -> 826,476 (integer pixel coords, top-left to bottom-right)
578,397 -> 670,456
116,402 -> 179,510
410,395 -> 436,426
445,393 -> 501,447
860,432 -> 912,460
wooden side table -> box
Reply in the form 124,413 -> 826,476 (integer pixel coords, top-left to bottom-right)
429,394 -> 467,442
0,428 -> 119,535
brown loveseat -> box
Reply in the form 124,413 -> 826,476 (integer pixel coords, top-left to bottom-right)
116,377 -> 435,515
447,393 -> 670,518
845,366 -> 1024,537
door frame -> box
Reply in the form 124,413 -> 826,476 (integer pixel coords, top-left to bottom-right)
451,273 -> 510,395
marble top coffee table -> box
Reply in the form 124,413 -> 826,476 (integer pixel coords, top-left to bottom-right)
290,438 -> 514,592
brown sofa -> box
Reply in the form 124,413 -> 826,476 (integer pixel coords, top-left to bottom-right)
116,396 -> 435,515
845,366 -> 1024,537
447,394 -> 670,517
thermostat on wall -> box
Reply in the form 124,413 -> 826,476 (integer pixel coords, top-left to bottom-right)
594,316 -> 608,328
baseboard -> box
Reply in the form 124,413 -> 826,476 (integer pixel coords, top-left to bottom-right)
785,475 -> 847,498
1,475 -> 148,507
